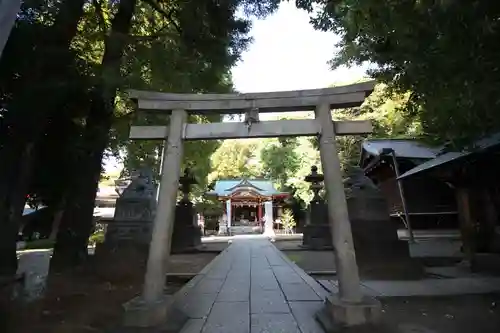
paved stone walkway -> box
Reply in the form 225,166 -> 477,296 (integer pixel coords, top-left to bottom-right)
175,238 -> 330,333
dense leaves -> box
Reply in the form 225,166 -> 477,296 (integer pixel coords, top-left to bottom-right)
208,139 -> 261,182
0,0 -> 88,274
329,83 -> 422,169
296,0 -> 500,146
0,0 -> 281,272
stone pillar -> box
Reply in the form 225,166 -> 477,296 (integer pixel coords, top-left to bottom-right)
301,166 -> 332,250
123,110 -> 187,329
226,199 -> 232,229
218,214 -> 228,236
314,103 -> 381,328
171,168 -> 202,253
263,201 -> 275,237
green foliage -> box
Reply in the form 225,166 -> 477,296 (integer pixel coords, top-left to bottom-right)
297,0 -> 500,146
259,137 -> 300,189
256,82 -> 420,204
0,2 -> 90,270
284,136 -> 321,204
105,0 -> 284,202
89,230 -> 105,245
1,0 -> 283,208
207,134 -> 320,204
208,139 -> 262,182
195,197 -> 223,216
0,0 -> 284,269
355,84 -> 422,138
281,208 -> 296,230
312,83 -> 425,171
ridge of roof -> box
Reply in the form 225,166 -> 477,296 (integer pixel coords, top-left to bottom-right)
225,179 -> 264,192
361,138 -> 439,160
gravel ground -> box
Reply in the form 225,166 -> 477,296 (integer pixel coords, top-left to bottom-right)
376,294 -> 500,333
15,245 -> 225,302
8,249 -> 221,333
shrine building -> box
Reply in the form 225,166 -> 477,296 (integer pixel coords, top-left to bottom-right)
205,179 -> 289,233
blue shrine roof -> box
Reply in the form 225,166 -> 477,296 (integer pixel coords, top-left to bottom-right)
206,179 -> 286,197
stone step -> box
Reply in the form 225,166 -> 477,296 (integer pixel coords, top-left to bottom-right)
229,226 -> 261,235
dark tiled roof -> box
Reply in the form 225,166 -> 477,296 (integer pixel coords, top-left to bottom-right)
398,132 -> 500,179
361,139 -> 439,159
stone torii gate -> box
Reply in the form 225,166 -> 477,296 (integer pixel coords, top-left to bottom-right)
124,81 -> 381,328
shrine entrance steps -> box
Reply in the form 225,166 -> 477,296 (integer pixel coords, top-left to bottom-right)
173,238 -> 329,333
228,225 -> 262,235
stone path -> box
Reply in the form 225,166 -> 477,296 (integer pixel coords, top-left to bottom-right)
175,238 -> 330,333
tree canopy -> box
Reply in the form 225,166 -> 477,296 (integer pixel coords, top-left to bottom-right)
297,0 -> 500,146
0,0 -> 282,272
208,139 -> 262,182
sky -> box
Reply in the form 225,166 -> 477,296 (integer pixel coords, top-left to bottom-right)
103,2 -> 368,173
231,2 -> 368,93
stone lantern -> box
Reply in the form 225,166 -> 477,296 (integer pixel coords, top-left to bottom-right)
301,165 -> 332,250
171,167 -> 202,253
305,165 -> 324,203
179,167 -> 197,204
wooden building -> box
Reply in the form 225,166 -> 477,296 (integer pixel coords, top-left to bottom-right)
398,134 -> 500,264
205,179 -> 289,234
359,139 -> 458,230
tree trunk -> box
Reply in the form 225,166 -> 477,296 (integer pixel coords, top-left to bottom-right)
0,142 -> 25,275
0,0 -> 85,276
49,197 -> 67,242
50,0 -> 138,270
9,142 -> 34,224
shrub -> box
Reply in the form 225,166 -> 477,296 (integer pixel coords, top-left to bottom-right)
281,208 -> 296,232
89,230 -> 105,245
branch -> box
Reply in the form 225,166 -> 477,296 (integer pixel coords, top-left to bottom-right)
142,0 -> 181,34
128,23 -> 175,41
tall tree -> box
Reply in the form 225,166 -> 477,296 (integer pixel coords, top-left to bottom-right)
0,0 -> 87,275
51,0 -> 282,267
51,0 -> 139,268
296,0 -> 500,146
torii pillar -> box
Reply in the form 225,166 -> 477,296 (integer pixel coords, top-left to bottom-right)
315,103 -> 381,329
